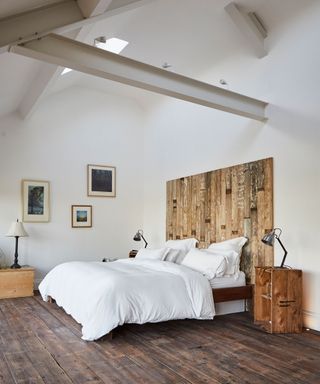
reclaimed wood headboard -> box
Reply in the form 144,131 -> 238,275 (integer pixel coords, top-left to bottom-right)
166,158 -> 273,283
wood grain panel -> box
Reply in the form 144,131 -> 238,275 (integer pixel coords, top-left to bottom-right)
166,158 -> 273,283
254,267 -> 302,333
213,285 -> 253,303
0,268 -> 34,299
1,296 -> 318,384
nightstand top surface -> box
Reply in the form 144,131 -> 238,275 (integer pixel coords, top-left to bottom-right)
255,266 -> 301,271
0,266 -> 34,273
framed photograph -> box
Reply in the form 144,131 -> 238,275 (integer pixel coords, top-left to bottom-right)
87,164 -> 116,197
22,180 -> 50,222
71,205 -> 92,228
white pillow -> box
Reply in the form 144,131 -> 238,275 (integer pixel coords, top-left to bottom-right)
181,248 -> 227,279
165,238 -> 198,251
135,248 -> 168,261
164,248 -> 188,264
207,237 -> 248,275
206,248 -> 240,275
208,237 -> 247,254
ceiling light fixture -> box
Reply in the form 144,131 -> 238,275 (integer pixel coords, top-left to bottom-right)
94,36 -> 129,54
162,62 -> 172,69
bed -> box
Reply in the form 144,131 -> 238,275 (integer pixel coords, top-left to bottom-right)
39,239 -> 251,341
39,158 -> 272,340
39,258 -> 216,341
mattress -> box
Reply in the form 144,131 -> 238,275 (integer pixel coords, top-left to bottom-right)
209,271 -> 246,289
210,271 -> 247,316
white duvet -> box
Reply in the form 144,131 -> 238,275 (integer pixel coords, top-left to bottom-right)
39,259 -> 215,341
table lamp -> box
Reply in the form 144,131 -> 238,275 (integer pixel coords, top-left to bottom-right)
133,229 -> 148,248
261,227 -> 288,268
6,219 -> 28,269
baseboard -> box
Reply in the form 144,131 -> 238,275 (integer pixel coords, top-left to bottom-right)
303,309 -> 320,332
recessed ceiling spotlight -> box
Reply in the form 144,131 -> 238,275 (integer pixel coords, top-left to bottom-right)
94,36 -> 107,45
94,36 -> 129,54
219,79 -> 228,85
162,62 -> 172,69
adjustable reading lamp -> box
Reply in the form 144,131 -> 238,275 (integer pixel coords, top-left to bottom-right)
261,228 -> 288,268
133,229 -> 148,248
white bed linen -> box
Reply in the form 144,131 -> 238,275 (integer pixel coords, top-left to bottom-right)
39,259 -> 215,341
209,271 -> 246,289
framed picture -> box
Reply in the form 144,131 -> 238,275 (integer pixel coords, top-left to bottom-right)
22,180 -> 50,222
71,205 -> 92,228
87,164 -> 116,197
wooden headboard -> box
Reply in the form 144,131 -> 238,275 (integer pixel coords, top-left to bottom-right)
166,158 -> 273,283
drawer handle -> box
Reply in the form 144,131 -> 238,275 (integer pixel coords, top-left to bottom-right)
279,300 -> 296,304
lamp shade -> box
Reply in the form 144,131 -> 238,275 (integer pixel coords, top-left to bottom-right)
261,230 -> 276,246
133,229 -> 148,248
261,227 -> 288,268
133,230 -> 142,241
6,221 -> 28,237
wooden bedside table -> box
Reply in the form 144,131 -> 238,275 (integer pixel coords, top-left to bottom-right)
0,267 -> 35,299
254,266 -> 302,333
129,250 -> 138,258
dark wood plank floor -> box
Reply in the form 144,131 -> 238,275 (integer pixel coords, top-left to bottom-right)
0,296 -> 319,384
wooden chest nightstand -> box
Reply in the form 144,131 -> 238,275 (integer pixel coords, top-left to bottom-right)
254,267 -> 302,333
0,267 -> 35,299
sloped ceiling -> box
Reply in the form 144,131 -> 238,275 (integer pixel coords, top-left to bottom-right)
0,0 -> 315,117
0,0 -> 62,18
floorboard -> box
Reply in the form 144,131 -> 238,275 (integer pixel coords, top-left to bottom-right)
0,296 -> 319,383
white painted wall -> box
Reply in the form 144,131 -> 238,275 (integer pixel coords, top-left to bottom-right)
142,2 -> 320,330
0,86 -> 145,284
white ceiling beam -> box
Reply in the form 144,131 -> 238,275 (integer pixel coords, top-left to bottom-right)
225,2 -> 267,58
17,0 -> 153,119
0,0 -> 156,53
18,28 -> 87,120
19,63 -> 63,119
12,34 -> 268,121
17,0 -> 110,121
77,0 -> 112,18
0,1 -> 83,54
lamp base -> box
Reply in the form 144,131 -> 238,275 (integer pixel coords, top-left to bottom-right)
10,263 -> 21,269
11,237 -> 21,269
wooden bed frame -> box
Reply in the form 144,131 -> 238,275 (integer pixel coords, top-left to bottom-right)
47,287 -> 253,305
212,285 -> 253,303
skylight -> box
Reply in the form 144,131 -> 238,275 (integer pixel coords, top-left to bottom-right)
60,37 -> 128,76
61,67 -> 72,75
94,37 -> 129,54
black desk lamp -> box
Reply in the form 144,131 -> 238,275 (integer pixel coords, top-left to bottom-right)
261,228 -> 288,268
133,229 -> 148,248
